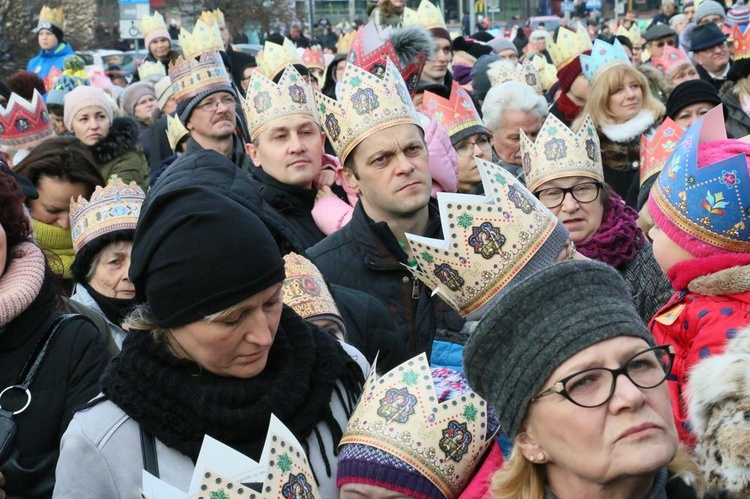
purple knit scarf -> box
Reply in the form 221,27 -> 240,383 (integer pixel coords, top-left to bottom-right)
576,192 -> 645,269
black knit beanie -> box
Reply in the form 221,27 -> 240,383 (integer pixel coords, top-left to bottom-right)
130,187 -> 286,328
665,79 -> 722,120
463,259 -> 654,439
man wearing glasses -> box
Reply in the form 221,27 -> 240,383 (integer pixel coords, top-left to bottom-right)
691,23 -> 732,92
643,24 -> 678,61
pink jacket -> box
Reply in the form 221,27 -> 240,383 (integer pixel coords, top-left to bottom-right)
459,441 -> 504,499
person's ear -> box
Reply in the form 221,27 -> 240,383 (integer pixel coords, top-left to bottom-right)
341,167 -> 361,196
515,423 -> 549,464
246,141 -> 262,167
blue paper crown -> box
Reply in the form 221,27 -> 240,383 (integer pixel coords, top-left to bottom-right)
580,38 -> 631,81
652,110 -> 750,253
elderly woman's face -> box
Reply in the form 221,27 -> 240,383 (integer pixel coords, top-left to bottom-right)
669,63 -> 699,86
89,240 -> 135,299
169,283 -> 283,378
520,336 -> 678,490
535,176 -> 604,243
671,101 -> 714,129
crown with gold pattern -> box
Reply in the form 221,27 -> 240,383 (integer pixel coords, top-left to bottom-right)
487,60 -> 543,95
301,45 -> 326,71
650,45 -> 691,74
166,114 -> 189,152
179,18 -> 224,60
522,114 -> 604,193
0,90 -> 54,147
169,51 -> 233,119
70,175 -> 145,254
733,25 -> 750,61
242,65 -> 318,141
37,6 -> 64,31
616,22 -> 643,48
137,60 -> 166,81
341,353 -> 495,498
282,252 -> 343,326
403,0 -> 447,30
548,23 -> 593,69
405,159 -> 562,319
199,8 -> 226,29
422,81 -> 486,140
640,117 -> 683,187
257,38 -> 303,80
142,415 -> 320,499
140,11 -> 167,40
315,58 -> 420,164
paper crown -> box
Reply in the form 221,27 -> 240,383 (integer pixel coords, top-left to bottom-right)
38,6 -> 64,29
640,117 -> 683,187
522,114 -> 604,193
169,51 -> 232,108
652,106 -> 750,253
301,45 -> 326,71
650,45 -> 691,74
548,23 -> 593,69
282,252 -> 342,322
616,22 -> 643,48
405,159 -> 559,319
580,38 -> 631,81
242,65 -> 319,141
142,415 -> 320,499
179,18 -> 224,60
70,176 -> 144,254
403,0 -> 447,30
257,38 -> 303,80
531,55 -> 559,91
347,22 -> 426,97
140,11 -> 167,39
487,60 -> 543,95
337,31 -> 356,54
165,114 -> 189,152
137,60 -> 166,81
341,353 -> 494,498
200,8 -> 225,29
315,58 -> 420,164
734,25 -> 750,61
0,90 -> 54,147
422,81 -> 484,139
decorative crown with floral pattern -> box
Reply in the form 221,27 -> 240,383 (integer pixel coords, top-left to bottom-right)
70,176 -> 145,254
301,45 -> 326,71
487,60 -> 543,95
616,22 -> 642,48
640,117 -> 683,187
548,23 -> 593,69
422,81 -> 484,139
257,38 -> 303,80
199,8 -> 226,29
37,6 -> 64,31
142,415 -> 320,499
403,0 -> 447,30
166,113 -> 189,152
650,45 -> 691,74
0,89 -> 54,147
580,38 -> 630,82
140,12 -> 167,40
315,58 -> 420,164
341,353 -> 494,499
242,65 -> 318,141
169,51 -> 232,107
179,18 -> 224,60
651,106 -> 750,253
405,159 -> 559,319
521,114 -> 603,193
282,252 -> 342,322
734,25 -> 750,61
137,60 -> 167,81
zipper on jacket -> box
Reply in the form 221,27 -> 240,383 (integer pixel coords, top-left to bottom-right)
411,276 -> 420,300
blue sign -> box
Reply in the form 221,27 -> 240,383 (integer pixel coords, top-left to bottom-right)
586,0 -> 602,8
563,0 -> 574,12
118,0 -> 149,4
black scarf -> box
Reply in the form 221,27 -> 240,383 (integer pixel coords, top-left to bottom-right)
82,283 -> 135,327
101,306 -> 364,474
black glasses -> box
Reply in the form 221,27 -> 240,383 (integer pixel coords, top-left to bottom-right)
534,181 -> 601,209
194,95 -> 237,112
652,39 -> 676,48
455,136 -> 492,157
533,345 -> 675,408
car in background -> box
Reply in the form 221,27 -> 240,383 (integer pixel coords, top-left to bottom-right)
78,49 -> 123,72
525,16 -> 562,35
232,43 -> 263,57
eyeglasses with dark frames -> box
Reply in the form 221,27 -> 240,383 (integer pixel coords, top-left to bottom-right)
454,136 -> 492,157
534,181 -> 602,209
194,95 -> 238,112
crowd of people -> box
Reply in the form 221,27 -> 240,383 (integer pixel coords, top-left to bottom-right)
1,0 -> 750,497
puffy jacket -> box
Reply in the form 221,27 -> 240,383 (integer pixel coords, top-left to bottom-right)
87,117 -> 149,190
27,42 -> 74,90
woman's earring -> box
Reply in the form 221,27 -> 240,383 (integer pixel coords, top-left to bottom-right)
536,452 -> 546,462
528,455 -> 536,462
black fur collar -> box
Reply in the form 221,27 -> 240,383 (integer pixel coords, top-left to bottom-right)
87,117 -> 141,166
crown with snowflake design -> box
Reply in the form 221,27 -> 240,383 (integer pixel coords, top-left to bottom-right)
315,58 -> 420,164
422,81 -> 485,139
640,117 -> 684,187
242,65 -> 318,141
580,37 -> 630,82
257,38 -> 304,80
403,0 -> 447,30
179,18 -> 224,60
405,158 -> 560,319
166,114 -> 189,152
0,89 -> 54,147
548,23 -> 592,69
651,105 -> 750,253
487,59 -> 543,95
521,113 -> 603,193
142,415 -> 320,499
340,353 -> 494,498
734,25 -> 750,61
650,45 -> 691,74
616,22 -> 642,48
199,8 -> 226,29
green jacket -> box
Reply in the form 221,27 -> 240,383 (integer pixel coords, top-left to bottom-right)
88,117 -> 149,190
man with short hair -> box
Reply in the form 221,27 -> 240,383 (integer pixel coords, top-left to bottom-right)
691,22 -> 732,91
683,0 -> 696,23
289,24 -> 311,48
649,0 -> 677,27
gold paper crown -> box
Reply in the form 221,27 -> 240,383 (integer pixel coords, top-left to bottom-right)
38,6 -> 64,29
337,31 -> 356,54
406,158 -> 559,319
548,23 -> 593,69
200,8 -> 225,29
282,252 -> 342,322
529,55 -> 559,91
70,176 -> 144,254
341,353 -> 494,498
616,23 -> 643,48
242,65 -> 319,141
179,19 -> 224,60
169,51 -> 232,109
734,25 -> 750,61
257,38 -> 303,80
166,114 -> 189,152
140,11 -> 167,39
137,60 -> 166,81
315,58 -> 420,164
487,60 -> 543,95
403,0 -> 447,31
522,114 -> 603,193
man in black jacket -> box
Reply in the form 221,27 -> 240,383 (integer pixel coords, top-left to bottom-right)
691,23 -> 732,92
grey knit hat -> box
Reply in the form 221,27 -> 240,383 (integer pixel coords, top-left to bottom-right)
470,53 -> 501,102
120,81 -> 156,117
695,0 -> 725,23
463,259 -> 654,439
486,37 -> 518,55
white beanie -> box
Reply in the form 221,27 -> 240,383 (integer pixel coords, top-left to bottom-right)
63,86 -> 114,130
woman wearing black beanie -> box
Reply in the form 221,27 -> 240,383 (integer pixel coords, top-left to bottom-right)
666,79 -> 723,129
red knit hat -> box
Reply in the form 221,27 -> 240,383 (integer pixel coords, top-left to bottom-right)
556,50 -> 590,93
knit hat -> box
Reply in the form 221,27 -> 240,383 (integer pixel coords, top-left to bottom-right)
728,0 -> 750,25
155,76 -> 174,110
557,49 -> 589,93
469,53 -> 500,102
486,37 -> 517,55
669,13 -> 687,28
130,187 -> 285,328
34,6 -> 64,42
690,22 -> 729,51
63,85 -> 113,131
119,81 -> 156,117
665,79 -> 722,120
696,0 -> 726,24
463,259 -> 654,439
46,73 -> 88,106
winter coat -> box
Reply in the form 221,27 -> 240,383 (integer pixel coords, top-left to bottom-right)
0,276 -> 111,497
87,117 -> 149,190
70,285 -> 127,350
649,255 -> 750,448
696,62 -> 731,93
307,201 -> 466,362
226,44 -> 257,90
639,65 -> 671,104
52,341 -> 367,498
721,89 -> 750,139
183,135 -> 253,172
620,242 -> 674,323
140,112 -> 173,174
26,42 -> 75,89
